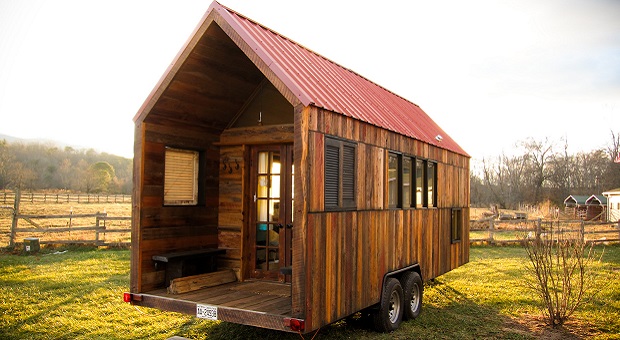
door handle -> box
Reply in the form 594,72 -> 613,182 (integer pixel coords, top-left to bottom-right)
286,223 -> 293,229
276,224 -> 284,230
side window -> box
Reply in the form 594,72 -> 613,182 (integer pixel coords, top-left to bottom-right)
415,159 -> 425,208
324,137 -> 357,210
427,161 -> 437,207
402,157 -> 412,208
164,147 -> 199,206
451,208 -> 462,242
388,153 -> 400,208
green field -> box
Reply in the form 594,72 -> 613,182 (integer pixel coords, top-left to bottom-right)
1,245 -> 619,339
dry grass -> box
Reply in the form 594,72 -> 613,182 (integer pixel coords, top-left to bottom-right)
0,201 -> 131,247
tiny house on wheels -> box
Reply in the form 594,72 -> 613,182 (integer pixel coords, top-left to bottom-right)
124,1 -> 470,334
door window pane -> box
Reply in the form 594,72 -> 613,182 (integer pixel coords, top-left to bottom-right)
258,152 -> 269,174
257,199 -> 268,222
270,200 -> 280,222
257,175 -> 268,197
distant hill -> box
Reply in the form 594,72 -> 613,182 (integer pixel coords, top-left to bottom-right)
0,133 -> 122,158
0,135 -> 133,193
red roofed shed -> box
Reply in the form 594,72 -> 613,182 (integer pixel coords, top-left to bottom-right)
128,1 -> 470,334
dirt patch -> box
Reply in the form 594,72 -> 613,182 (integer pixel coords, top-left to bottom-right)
504,313 -> 601,339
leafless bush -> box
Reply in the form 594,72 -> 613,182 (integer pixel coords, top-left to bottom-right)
520,227 -> 603,327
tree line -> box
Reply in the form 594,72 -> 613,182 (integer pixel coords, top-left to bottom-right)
0,140 -> 132,194
471,131 -> 620,209
2,131 -> 619,203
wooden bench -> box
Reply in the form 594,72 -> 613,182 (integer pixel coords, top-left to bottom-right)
279,266 -> 292,275
152,248 -> 226,287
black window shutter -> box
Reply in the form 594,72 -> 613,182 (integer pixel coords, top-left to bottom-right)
342,143 -> 356,207
325,143 -> 340,208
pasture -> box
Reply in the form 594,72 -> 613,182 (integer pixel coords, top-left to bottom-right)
1,245 -> 619,339
0,199 -> 131,247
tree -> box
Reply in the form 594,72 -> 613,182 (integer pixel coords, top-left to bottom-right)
0,140 -> 12,189
521,227 -> 602,327
520,138 -> 554,203
89,161 -> 116,193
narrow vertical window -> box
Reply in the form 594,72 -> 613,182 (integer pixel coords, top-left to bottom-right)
451,208 -> 462,242
402,157 -> 412,207
324,137 -> 357,210
388,153 -> 399,208
427,162 -> 436,207
164,147 -> 199,206
415,159 -> 424,208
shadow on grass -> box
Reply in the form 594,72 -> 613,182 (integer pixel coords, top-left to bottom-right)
172,278 -> 590,340
168,280 -> 530,340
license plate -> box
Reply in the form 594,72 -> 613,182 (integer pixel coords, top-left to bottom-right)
196,304 -> 218,320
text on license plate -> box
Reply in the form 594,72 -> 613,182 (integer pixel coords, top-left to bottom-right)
196,304 -> 218,320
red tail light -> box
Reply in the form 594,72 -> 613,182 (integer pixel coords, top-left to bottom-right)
288,318 -> 305,332
123,292 -> 132,303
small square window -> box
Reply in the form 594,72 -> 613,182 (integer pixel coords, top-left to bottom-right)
164,148 -> 199,205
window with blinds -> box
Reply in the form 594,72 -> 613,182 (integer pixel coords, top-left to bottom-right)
324,137 -> 357,210
164,148 -> 199,205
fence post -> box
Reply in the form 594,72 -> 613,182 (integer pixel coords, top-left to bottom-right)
95,212 -> 100,244
488,219 -> 495,244
9,189 -> 21,248
536,218 -> 541,240
580,220 -> 585,243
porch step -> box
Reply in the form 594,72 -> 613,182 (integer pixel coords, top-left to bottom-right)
168,269 -> 237,294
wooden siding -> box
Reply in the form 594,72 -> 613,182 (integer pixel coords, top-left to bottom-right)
217,145 -> 245,278
133,121 -> 221,292
301,107 -> 470,330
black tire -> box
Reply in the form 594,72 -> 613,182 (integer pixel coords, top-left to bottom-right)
401,271 -> 423,320
372,277 -> 404,332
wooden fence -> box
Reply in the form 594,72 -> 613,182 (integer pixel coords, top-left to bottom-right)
470,218 -> 620,244
0,191 -> 131,205
1,190 -> 131,248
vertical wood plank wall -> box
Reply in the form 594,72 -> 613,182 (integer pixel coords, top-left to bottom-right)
216,145 -> 245,279
303,107 -> 470,330
133,121 -> 221,292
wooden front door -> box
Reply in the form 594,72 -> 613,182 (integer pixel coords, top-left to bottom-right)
250,145 -> 293,282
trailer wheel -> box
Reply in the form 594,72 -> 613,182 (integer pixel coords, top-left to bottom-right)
401,271 -> 423,320
372,277 -> 404,332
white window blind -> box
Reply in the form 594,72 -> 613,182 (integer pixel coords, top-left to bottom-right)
164,148 -> 199,205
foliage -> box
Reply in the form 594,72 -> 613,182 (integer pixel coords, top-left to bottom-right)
472,132 -> 620,208
1,245 -> 619,339
0,140 -> 132,194
520,228 -> 603,327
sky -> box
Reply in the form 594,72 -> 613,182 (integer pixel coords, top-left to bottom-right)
1,0 -> 619,161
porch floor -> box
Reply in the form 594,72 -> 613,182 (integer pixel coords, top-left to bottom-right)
146,280 -> 292,316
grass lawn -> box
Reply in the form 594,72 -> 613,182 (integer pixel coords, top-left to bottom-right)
1,245 -> 619,339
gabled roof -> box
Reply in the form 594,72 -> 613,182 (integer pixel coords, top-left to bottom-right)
213,3 -> 467,156
135,1 -> 468,156
603,188 -> 620,196
586,195 -> 607,206
564,195 -> 589,205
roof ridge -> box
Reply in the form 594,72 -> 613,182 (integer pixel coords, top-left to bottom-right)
217,2 -> 421,109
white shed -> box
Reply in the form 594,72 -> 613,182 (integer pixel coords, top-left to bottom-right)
603,188 -> 620,222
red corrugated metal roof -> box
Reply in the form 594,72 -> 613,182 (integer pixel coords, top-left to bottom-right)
210,2 -> 468,156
